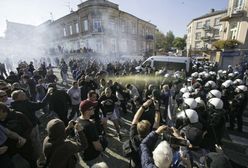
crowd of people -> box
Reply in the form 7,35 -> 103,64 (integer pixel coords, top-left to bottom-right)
0,56 -> 248,168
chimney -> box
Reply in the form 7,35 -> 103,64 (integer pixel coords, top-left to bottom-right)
210,8 -> 215,13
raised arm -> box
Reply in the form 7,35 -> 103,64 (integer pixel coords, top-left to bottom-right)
132,99 -> 153,125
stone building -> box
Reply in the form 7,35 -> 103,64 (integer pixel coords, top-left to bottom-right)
186,9 -> 227,54
49,0 -> 156,57
220,0 -> 248,49
187,0 -> 248,55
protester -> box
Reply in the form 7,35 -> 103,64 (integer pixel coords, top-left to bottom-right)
47,83 -> 71,125
67,81 -> 81,120
42,119 -> 88,168
76,100 -> 104,166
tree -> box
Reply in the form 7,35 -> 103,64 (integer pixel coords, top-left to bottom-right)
213,39 -> 241,50
173,37 -> 186,50
155,30 -> 167,52
164,31 -> 175,51
155,30 -> 176,52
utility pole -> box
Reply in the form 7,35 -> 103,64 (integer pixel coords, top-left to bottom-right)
50,12 -> 54,21
65,0 -> 71,13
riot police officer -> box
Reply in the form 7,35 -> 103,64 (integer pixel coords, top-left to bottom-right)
203,98 -> 226,151
229,85 -> 247,132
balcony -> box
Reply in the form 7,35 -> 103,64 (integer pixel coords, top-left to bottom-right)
202,24 -> 212,32
145,35 -> 154,40
201,36 -> 217,42
220,6 -> 246,21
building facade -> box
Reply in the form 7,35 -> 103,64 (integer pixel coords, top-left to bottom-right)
49,0 -> 156,57
220,0 -> 248,49
186,9 -> 227,54
187,0 -> 248,56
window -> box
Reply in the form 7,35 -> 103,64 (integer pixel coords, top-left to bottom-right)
196,22 -> 202,29
234,0 -> 245,10
205,20 -> 211,27
188,27 -> 191,33
63,27 -> 67,37
83,19 -> 88,32
69,25 -> 73,35
142,60 -> 151,67
121,21 -> 126,33
75,23 -> 79,33
109,21 -> 116,31
195,32 -> 201,40
96,40 -> 103,52
93,19 -> 103,32
120,39 -> 127,51
145,29 -> 148,35
214,18 -> 221,26
132,40 -> 137,51
111,38 -> 117,52
214,29 -> 220,37
132,23 -> 136,34
195,41 -> 201,48
230,22 -> 238,39
143,28 -> 146,36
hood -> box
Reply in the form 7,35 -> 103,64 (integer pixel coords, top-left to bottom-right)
46,119 -> 66,142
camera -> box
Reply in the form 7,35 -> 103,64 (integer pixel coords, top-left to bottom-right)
162,128 -> 189,146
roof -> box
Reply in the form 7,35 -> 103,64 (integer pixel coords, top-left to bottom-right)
6,21 -> 35,29
147,56 -> 190,63
52,0 -> 156,28
188,9 -> 227,26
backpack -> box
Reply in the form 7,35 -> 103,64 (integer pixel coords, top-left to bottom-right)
122,136 -> 139,158
122,139 -> 134,158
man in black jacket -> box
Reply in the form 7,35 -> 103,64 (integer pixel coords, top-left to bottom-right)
10,89 -> 50,164
47,83 -> 71,125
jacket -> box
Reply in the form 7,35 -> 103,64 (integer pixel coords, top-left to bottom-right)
43,119 -> 88,168
140,131 -> 159,168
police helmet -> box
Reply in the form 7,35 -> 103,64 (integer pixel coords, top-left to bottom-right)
177,109 -> 199,124
208,98 -> 223,110
217,70 -> 223,75
207,89 -> 222,99
182,98 -> 197,109
182,92 -> 191,99
180,87 -> 189,94
228,73 -> 234,79
196,78 -> 203,83
195,97 -> 206,108
221,80 -> 233,88
235,85 -> 248,93
233,79 -> 243,86
191,72 -> 199,78
187,86 -> 195,93
164,73 -> 170,78
209,71 -> 216,76
205,80 -> 217,89
234,71 -> 239,77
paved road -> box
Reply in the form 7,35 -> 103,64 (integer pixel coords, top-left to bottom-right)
44,69 -> 130,168
51,68 -> 248,167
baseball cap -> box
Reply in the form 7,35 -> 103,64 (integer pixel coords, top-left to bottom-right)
80,100 -> 97,112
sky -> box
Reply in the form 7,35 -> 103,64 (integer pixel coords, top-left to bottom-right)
0,0 -> 228,37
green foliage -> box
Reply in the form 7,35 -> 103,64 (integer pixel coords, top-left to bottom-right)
155,30 -> 175,52
173,37 -> 186,50
155,31 -> 167,51
213,39 -> 241,50
164,31 -> 175,51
